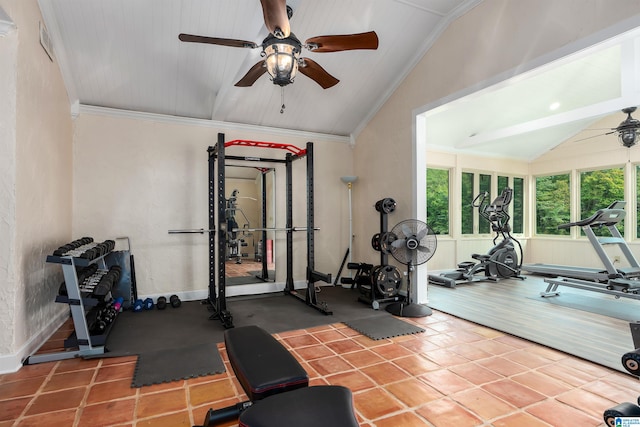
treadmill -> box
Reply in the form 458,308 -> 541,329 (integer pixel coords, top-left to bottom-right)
522,201 -> 640,297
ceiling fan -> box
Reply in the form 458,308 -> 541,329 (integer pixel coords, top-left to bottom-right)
178,0 -> 379,90
581,107 -> 640,147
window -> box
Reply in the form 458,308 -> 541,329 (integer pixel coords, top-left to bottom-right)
461,172 -> 474,234
426,168 -> 450,235
478,174 -> 492,234
512,177 -> 524,234
535,174 -> 570,235
580,167 -> 624,236
497,175 -> 524,234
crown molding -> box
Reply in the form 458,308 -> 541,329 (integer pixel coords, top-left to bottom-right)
77,104 -> 351,144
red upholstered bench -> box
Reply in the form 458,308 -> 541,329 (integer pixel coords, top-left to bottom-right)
199,325 -> 357,427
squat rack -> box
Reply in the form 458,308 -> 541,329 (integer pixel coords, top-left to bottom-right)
207,133 -> 332,328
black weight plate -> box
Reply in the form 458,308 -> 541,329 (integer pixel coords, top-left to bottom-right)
380,232 -> 397,254
372,265 -> 402,297
381,198 -> 396,214
371,233 -> 381,252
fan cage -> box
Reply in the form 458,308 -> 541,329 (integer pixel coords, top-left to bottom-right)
388,219 -> 437,266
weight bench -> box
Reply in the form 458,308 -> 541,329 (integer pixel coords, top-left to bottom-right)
199,325 -> 358,427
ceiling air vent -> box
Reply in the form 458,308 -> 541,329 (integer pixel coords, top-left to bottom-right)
39,21 -> 53,61
0,7 -> 16,36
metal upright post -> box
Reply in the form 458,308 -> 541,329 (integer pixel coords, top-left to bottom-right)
285,153 -> 294,292
306,143 -> 317,305
210,133 -> 233,328
207,146 -> 217,307
260,170 -> 269,280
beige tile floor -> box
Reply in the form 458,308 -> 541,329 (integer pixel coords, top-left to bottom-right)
1,310 -> 638,426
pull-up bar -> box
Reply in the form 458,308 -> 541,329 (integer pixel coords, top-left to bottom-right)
225,139 -> 307,157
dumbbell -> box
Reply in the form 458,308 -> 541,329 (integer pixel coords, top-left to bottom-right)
87,308 -> 107,335
170,295 -> 181,308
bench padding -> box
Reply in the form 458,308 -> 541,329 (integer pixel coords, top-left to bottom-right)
224,325 -> 309,401
238,386 -> 359,427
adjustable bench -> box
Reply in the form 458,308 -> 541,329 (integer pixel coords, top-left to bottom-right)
199,325 -> 358,427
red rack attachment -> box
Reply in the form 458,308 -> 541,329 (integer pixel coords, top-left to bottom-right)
225,139 -> 306,157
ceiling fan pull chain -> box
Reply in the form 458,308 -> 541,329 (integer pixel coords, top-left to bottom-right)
280,87 -> 286,114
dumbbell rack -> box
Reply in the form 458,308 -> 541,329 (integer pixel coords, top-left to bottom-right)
25,250 -> 117,364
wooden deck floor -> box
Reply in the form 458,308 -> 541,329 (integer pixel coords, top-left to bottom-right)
426,274 -> 640,373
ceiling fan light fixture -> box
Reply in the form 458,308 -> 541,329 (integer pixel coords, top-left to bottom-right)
617,108 -> 640,148
263,34 -> 301,87
618,128 -> 639,148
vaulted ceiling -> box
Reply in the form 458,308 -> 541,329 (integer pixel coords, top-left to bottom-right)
37,1 -> 640,161
421,24 -> 640,161
38,0 -> 478,137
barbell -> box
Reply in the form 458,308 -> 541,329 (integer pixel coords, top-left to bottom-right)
168,226 -> 319,234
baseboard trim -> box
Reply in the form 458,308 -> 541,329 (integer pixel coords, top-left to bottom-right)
0,308 -> 70,374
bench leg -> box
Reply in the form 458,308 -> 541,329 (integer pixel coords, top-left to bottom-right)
200,401 -> 252,426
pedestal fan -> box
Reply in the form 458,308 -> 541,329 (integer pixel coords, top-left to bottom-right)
385,219 -> 437,318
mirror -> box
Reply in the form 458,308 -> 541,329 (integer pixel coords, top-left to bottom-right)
224,165 -> 276,285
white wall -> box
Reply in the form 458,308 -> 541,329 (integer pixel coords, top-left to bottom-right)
0,2 -> 18,358
354,0 -> 640,302
72,110 -> 354,299
0,0 -> 73,373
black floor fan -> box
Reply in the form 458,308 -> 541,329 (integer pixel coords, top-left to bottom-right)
385,219 -> 437,318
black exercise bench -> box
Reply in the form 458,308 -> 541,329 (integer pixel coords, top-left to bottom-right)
199,325 -> 358,427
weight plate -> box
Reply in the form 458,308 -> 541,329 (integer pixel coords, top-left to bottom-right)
381,198 -> 396,213
372,265 -> 402,297
380,232 -> 397,254
374,197 -> 396,213
371,233 -> 382,252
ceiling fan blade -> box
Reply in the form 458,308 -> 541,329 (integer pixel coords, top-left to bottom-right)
260,0 -> 290,38
573,130 -> 617,143
179,33 -> 258,49
305,31 -> 379,53
298,58 -> 339,89
391,239 -> 406,248
234,61 -> 268,87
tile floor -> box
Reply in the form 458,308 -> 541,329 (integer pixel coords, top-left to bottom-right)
224,260 -> 274,278
1,310 -> 639,426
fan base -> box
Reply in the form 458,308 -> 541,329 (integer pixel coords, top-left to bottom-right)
385,302 -> 432,318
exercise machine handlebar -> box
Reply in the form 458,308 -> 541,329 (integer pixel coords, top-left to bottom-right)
557,200 -> 626,230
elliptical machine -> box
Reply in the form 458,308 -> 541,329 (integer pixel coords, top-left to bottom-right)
428,187 -> 524,288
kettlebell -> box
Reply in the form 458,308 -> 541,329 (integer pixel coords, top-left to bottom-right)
170,294 -> 181,308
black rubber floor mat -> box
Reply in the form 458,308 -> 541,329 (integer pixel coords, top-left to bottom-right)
132,342 -> 225,387
344,315 -> 425,340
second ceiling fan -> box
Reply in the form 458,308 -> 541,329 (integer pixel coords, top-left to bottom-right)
178,0 -> 379,89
